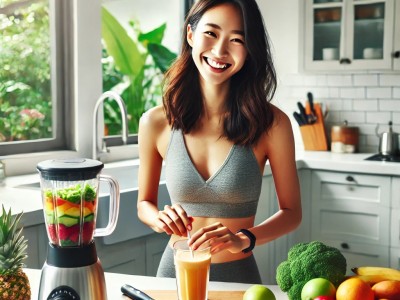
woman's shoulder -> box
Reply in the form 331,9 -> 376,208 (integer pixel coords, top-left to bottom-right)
140,105 -> 168,129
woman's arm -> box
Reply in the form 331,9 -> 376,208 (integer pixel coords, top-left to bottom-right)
137,106 -> 192,236
251,107 -> 302,245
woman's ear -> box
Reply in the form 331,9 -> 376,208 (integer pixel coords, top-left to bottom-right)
187,24 -> 194,47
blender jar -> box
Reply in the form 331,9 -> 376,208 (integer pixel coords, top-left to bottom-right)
37,158 -> 119,247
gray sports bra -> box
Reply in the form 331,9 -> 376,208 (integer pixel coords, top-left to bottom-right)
165,129 -> 262,218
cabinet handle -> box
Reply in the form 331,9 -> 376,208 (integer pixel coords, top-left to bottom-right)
339,58 -> 351,64
341,242 -> 350,250
394,51 -> 400,59
346,175 -> 355,182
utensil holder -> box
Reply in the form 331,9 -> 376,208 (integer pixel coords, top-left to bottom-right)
299,103 -> 328,151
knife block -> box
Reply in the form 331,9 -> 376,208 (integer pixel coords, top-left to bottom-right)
299,102 -> 328,151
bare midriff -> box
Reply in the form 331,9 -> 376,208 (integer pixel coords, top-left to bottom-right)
169,215 -> 255,263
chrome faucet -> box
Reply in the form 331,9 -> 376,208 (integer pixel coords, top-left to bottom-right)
93,91 -> 129,160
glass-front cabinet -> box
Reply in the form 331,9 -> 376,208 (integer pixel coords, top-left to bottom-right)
304,0 -> 396,71
394,0 -> 400,70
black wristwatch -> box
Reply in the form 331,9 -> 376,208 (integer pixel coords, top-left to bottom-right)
237,229 -> 256,253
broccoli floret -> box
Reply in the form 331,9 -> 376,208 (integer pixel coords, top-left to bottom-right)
276,241 -> 347,300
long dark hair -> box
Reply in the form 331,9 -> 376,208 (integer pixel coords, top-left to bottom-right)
163,0 -> 277,146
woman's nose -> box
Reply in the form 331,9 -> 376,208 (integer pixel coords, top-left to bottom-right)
211,39 -> 228,58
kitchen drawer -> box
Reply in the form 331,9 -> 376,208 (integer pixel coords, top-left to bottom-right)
392,177 -> 400,208
311,171 -> 391,245
311,171 -> 391,207
390,247 -> 400,269
391,208 -> 400,248
322,240 -> 389,274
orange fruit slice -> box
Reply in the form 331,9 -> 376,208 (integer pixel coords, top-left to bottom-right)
336,277 -> 374,300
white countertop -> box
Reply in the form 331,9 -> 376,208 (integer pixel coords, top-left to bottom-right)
25,268 -> 289,299
2,151 -> 400,225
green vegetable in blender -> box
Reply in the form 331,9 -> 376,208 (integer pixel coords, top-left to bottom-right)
276,241 -> 347,300
44,183 -> 97,203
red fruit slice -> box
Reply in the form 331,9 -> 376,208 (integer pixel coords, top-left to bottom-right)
83,221 -> 95,244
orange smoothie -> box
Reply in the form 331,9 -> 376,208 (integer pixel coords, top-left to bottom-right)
175,247 -> 211,300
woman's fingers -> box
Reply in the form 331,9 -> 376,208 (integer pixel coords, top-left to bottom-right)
188,222 -> 243,254
156,204 -> 192,236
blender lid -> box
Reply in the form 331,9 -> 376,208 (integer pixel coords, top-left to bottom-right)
37,158 -> 104,181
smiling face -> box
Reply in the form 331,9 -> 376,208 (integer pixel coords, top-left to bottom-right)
186,2 -> 248,88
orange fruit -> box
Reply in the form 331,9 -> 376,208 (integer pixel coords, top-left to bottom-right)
371,280 -> 400,300
336,277 -> 374,300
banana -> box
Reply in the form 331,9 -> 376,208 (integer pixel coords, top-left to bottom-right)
351,266 -> 400,277
352,274 -> 400,285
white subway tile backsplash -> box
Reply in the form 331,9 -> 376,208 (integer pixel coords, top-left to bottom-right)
327,75 -> 353,86
354,74 -> 379,86
282,72 -> 399,153
353,99 -> 378,111
379,74 -> 400,87
339,87 -> 365,99
379,100 -> 400,111
393,87 -> 400,98
366,111 -> 392,124
366,87 -> 392,98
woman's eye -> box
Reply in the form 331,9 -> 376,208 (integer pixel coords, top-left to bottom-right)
204,31 -> 216,37
231,38 -> 244,44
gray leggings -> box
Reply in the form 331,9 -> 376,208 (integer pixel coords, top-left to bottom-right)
157,246 -> 262,284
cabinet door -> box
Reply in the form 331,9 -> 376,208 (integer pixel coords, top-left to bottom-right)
394,0 -> 400,69
311,171 -> 391,245
23,224 -> 47,269
346,0 -> 394,69
390,247 -> 400,269
145,234 -> 169,276
323,239 -> 389,273
304,0 -> 395,71
95,237 -> 146,275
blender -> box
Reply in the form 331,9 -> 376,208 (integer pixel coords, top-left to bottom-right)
37,158 -> 120,300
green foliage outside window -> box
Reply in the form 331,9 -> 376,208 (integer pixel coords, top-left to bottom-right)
0,0 -> 51,142
101,6 -> 177,135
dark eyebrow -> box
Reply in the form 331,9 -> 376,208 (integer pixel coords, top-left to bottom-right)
204,23 -> 244,36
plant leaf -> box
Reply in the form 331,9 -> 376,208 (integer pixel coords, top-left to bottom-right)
138,23 -> 166,47
148,43 -> 177,73
101,6 -> 144,76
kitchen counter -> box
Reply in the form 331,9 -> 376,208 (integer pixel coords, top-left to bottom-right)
2,151 -> 400,226
25,268 -> 289,299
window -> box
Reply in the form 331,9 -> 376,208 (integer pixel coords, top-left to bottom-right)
0,0 -> 73,156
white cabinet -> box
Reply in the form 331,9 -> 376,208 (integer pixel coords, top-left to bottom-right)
310,170 -> 391,273
304,0 -> 396,71
394,0 -> 400,70
22,223 -> 47,269
390,177 -> 400,268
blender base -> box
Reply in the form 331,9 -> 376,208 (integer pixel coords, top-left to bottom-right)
38,259 -> 107,300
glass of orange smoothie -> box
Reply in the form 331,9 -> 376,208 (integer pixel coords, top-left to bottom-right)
173,239 -> 211,300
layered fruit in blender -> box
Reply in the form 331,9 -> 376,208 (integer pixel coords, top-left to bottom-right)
43,183 -> 97,246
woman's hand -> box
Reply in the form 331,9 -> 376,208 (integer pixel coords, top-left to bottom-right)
154,204 -> 193,236
188,222 -> 247,254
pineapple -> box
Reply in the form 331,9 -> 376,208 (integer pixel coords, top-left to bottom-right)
0,205 -> 31,300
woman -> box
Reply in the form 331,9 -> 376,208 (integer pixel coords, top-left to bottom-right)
137,0 -> 301,284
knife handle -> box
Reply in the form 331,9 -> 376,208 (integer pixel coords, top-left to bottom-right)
121,284 -> 155,300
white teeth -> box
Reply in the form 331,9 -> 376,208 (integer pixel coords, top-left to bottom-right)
206,57 -> 227,69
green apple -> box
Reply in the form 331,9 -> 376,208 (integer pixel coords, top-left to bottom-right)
243,285 -> 276,300
301,278 -> 336,300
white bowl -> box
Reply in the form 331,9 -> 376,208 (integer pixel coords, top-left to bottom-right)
322,48 -> 339,60
363,48 -> 383,59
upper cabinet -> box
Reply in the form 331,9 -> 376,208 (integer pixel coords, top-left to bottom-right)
304,0 -> 398,71
394,0 -> 400,70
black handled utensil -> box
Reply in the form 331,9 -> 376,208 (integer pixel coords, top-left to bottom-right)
297,102 -> 309,124
293,112 -> 305,126
307,92 -> 317,124
121,284 -> 155,300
